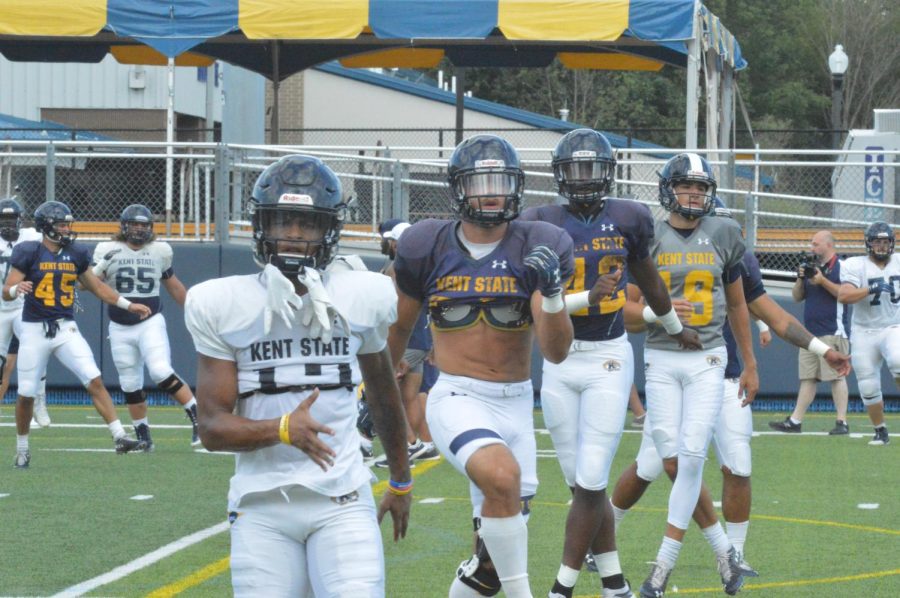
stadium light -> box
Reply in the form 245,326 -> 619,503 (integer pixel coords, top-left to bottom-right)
829,44 -> 849,149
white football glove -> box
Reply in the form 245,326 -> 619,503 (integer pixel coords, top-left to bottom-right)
297,267 -> 347,344
263,264 -> 302,335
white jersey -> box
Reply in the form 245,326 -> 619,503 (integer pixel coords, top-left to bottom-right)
93,240 -> 174,325
840,254 -> 900,330
0,228 -> 43,312
185,269 -> 396,509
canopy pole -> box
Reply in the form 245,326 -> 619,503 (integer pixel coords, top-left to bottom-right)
165,57 -> 174,235
271,41 -> 280,145
704,48 -> 719,151
455,68 -> 466,145
719,65 -> 734,151
684,0 -> 701,150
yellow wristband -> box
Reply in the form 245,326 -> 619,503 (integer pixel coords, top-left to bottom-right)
278,414 -> 292,445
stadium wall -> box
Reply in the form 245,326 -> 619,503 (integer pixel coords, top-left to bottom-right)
12,242 -> 899,407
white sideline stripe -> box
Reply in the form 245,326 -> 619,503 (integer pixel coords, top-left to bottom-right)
419,498 -> 445,504
130,495 -> 154,501
0,493 -> 9,498
0,422 -> 192,430
50,521 -> 229,598
857,503 -> 880,509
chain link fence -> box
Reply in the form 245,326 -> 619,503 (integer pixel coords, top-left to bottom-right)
1,134 -> 896,275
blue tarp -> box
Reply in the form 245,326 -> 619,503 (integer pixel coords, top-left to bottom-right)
0,113 -> 116,142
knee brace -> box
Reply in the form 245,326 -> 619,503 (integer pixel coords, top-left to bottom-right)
456,522 -> 500,597
576,434 -> 620,491
857,375 -> 883,406
158,373 -> 185,396
124,390 -> 146,405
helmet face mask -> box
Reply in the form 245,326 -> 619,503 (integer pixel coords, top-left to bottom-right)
865,222 -> 895,262
448,136 -> 524,226
34,201 -> 77,247
552,129 -> 616,207
120,204 -> 155,246
659,153 -> 717,220
0,198 -> 23,242
250,155 -> 345,276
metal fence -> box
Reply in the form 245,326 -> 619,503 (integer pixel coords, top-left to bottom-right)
1,138 -> 896,275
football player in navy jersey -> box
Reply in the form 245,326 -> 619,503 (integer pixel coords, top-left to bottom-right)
389,134 -> 575,598
520,129 -> 700,598
3,201 -> 151,468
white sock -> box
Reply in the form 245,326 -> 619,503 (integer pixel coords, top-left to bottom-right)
556,563 -> 579,587
656,536 -> 682,567
184,397 -> 197,410
479,515 -> 532,598
701,522 -> 731,557
610,501 -> 628,532
16,434 -> 29,452
449,577 -> 485,598
108,419 -> 126,439
789,417 -> 801,425
133,417 -> 149,428
726,520 -> 749,556
593,551 -> 622,578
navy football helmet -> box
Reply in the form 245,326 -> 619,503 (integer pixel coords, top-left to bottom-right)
34,201 -> 77,247
0,197 -> 24,242
120,204 -> 155,246
552,129 -> 616,207
865,221 -> 895,261
448,135 -> 524,225
250,154 -> 346,275
658,153 -> 717,220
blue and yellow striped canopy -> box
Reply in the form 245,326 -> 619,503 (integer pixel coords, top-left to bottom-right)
0,0 -> 745,77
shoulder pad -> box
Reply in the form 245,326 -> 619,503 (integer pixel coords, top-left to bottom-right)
325,270 -> 397,329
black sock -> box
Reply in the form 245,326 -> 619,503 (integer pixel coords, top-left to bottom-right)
602,573 -> 626,590
550,579 -> 574,598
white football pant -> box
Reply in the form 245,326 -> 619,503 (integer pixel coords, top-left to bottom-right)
109,313 -> 176,392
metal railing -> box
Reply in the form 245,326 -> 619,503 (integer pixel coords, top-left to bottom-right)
0,139 -> 896,275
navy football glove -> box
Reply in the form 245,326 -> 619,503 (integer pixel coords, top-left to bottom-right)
524,245 -> 563,297
868,280 -> 893,295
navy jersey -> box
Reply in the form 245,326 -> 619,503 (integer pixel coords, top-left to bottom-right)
723,251 -> 767,378
801,254 -> 850,337
394,219 -> 574,322
11,240 -> 91,322
521,198 -> 653,341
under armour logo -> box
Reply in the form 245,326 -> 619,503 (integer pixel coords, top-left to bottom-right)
697,238 -> 710,245
599,224 -> 616,232
61,255 -> 71,261
492,260 -> 508,269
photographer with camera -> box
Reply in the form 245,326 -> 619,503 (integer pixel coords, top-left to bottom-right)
770,231 -> 851,435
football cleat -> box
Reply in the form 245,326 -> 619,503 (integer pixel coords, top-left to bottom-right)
454,552 -> 501,597
186,404 -> 201,446
868,427 -> 890,446
115,436 -> 148,454
734,552 -> 759,578
415,442 -> 441,461
33,394 -> 51,428
602,581 -> 635,598
630,414 -> 646,429
375,440 -> 434,468
134,423 -> 155,453
639,562 -> 672,598
716,547 -> 746,595
13,450 -> 30,469
768,417 -> 801,433
584,552 -> 599,573
828,420 -> 849,435
360,443 -> 375,462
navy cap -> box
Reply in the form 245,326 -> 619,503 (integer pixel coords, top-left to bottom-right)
378,218 -> 403,236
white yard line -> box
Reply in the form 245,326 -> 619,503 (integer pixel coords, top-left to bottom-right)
50,522 -> 228,598
0,422 -> 192,430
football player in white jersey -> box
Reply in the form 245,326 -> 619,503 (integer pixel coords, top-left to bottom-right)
837,221 -> 899,445
92,204 -> 199,450
0,198 -> 48,425
634,154 -> 758,598
185,155 -> 411,597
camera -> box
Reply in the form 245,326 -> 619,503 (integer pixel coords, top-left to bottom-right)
798,253 -> 821,278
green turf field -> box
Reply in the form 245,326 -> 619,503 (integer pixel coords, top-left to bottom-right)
1,405 -> 896,597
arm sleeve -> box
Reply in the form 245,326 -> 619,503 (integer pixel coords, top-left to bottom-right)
184,288 -> 235,361
741,251 -> 766,302
626,204 -> 654,262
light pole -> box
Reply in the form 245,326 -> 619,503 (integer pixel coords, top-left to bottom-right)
828,44 -> 849,150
